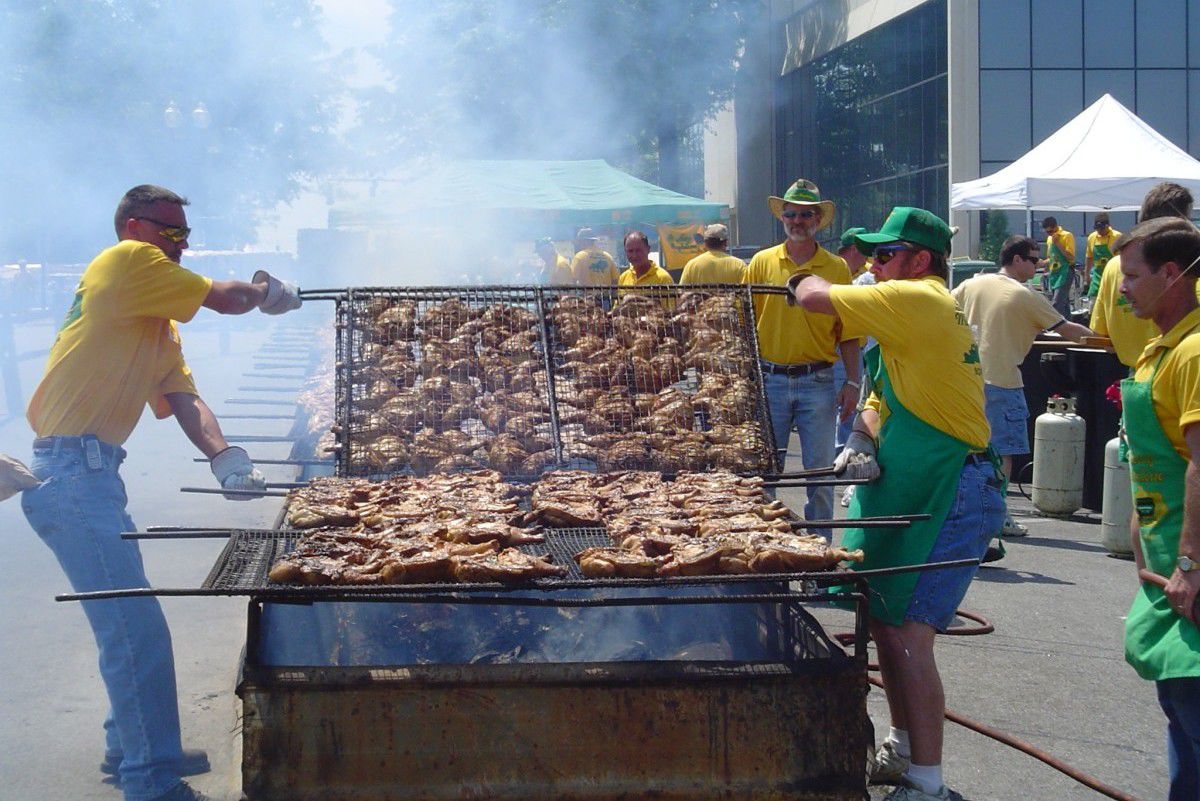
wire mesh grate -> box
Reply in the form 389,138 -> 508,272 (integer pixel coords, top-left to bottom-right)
332,285 -> 779,479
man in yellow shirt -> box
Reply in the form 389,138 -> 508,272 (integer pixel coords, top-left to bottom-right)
20,185 -> 301,801
1113,217 -> 1200,800
953,234 -> 1092,538
1085,212 -> 1121,299
743,179 -> 860,534
1092,183 -> 1195,368
535,237 -> 574,285
617,230 -> 674,289
1041,216 -> 1077,317
680,224 -> 746,284
792,206 -> 1002,801
569,227 -> 619,286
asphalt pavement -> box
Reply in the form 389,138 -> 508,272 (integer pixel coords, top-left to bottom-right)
0,312 -> 1169,801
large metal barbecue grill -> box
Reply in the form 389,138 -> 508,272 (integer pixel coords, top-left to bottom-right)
328,284 -> 779,479
56,283 -> 975,801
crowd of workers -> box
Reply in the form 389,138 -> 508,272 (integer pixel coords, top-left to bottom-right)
0,175 -> 1196,801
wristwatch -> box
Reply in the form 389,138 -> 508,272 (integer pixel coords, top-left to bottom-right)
1179,555 -> 1198,572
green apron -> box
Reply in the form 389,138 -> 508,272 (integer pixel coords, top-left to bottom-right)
1048,239 -> 1072,290
1122,336 -> 1200,681
842,348 -> 976,625
1087,240 -> 1114,297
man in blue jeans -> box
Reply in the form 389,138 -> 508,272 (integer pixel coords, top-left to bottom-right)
20,185 -> 301,801
742,179 -> 860,537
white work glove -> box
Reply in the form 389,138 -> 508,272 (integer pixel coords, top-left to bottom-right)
833,430 -> 881,482
0,453 -> 40,501
253,270 -> 302,315
210,446 -> 267,500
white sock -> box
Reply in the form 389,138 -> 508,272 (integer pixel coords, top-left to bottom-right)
886,726 -> 911,758
904,762 -> 943,795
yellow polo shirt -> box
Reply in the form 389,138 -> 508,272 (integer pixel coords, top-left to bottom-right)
680,250 -> 747,284
27,240 -> 212,445
570,247 -> 619,286
743,243 -> 850,365
1091,254 -> 1159,368
618,261 -> 674,288
1133,306 -> 1200,459
952,272 -> 1064,388
544,254 -> 574,285
830,275 -> 990,449
1087,228 -> 1121,269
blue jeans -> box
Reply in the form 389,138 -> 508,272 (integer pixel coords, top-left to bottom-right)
763,366 -> 835,536
831,359 -> 855,452
1157,677 -> 1200,801
22,437 -> 184,801
983,384 -> 1030,457
906,459 -> 1006,631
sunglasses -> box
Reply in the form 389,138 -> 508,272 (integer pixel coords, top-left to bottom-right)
135,217 -> 191,243
781,209 -> 819,220
873,243 -> 917,264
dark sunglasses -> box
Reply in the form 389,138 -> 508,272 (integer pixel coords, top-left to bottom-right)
1094,221 -> 1109,229
873,243 -> 917,264
781,209 -> 819,220
135,217 -> 191,243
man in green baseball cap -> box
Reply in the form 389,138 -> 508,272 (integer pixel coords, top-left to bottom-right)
790,205 -> 1001,801
743,178 -> 861,537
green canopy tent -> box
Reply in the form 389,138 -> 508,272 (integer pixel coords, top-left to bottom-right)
328,159 -> 728,240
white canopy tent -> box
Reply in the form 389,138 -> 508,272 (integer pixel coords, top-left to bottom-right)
951,94 -> 1200,213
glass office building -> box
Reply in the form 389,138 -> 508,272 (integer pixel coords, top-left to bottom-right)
731,0 -> 1200,254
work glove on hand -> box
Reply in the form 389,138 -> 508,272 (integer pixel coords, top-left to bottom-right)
210,446 -> 267,500
833,430 -> 881,482
0,453 -> 40,501
253,270 -> 302,315
784,271 -> 812,307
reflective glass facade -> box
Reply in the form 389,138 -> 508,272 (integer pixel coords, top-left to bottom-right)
775,0 -> 948,240
979,0 -> 1200,236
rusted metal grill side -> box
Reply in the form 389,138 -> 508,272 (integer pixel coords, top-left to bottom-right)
541,284 -> 776,475
237,598 -> 869,801
333,287 -> 554,479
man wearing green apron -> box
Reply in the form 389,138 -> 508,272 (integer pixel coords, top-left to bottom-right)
1113,217 -> 1200,801
1086,212 -> 1121,300
791,207 -> 1004,801
1041,216 -> 1077,317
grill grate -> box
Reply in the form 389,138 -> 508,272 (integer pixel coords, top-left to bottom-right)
331,285 -> 779,479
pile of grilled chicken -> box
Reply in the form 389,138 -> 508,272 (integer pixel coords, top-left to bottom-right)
268,469 -> 862,586
338,290 -> 772,477
269,470 -> 566,585
548,293 -> 771,473
524,470 -> 863,578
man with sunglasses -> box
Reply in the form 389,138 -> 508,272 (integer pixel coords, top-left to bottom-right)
790,207 -> 1003,801
20,184 -> 301,801
743,179 -> 859,537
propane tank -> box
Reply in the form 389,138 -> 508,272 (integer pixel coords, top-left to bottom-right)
1101,436 -> 1134,555
1031,396 -> 1086,517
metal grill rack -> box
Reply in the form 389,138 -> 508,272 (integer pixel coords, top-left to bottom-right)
329,284 -> 780,479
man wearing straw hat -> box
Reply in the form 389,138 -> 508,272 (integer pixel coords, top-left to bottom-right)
743,179 -> 860,536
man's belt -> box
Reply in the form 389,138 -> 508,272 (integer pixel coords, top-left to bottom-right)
760,360 -> 834,377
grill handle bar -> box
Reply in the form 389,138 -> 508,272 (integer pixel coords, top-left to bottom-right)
755,467 -> 838,480
237,386 -> 303,393
214,413 -> 298,420
222,435 -> 298,444
225,398 -> 298,405
179,487 -> 290,497
191,456 -> 333,465
297,290 -> 348,299
54,558 -> 977,603
764,477 -> 870,488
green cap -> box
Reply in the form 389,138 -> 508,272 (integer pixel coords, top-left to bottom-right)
855,207 -> 954,257
839,227 -> 868,250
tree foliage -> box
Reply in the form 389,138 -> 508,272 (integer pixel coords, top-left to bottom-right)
357,0 -> 756,190
979,211 -> 1010,263
0,0 -> 343,261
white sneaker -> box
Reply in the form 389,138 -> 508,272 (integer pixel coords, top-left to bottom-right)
869,740 -> 910,785
883,784 -> 964,801
841,485 -> 855,508
1001,516 -> 1028,538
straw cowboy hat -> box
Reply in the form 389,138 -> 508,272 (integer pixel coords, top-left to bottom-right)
767,179 -> 836,232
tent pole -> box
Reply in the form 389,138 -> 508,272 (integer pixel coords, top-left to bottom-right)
1026,208 -> 1033,237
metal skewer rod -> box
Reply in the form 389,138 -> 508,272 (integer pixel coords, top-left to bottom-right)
192,456 -> 333,465
216,414 -> 298,420
179,487 -> 290,497
251,364 -> 308,371
789,518 -> 911,529
237,386 -> 303,392
753,467 -> 839,480
223,435 -> 298,443
764,477 -> 871,488
225,399 -> 298,406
